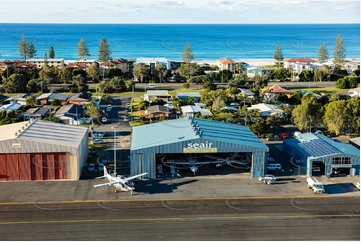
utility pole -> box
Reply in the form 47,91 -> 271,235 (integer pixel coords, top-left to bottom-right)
112,125 -> 119,175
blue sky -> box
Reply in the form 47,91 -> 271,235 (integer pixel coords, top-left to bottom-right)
0,0 -> 359,24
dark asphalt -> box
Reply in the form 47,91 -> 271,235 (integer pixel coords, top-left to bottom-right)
0,196 -> 359,241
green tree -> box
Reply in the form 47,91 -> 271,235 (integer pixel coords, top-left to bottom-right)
333,34 -> 346,68
85,102 -> 102,124
182,43 -> 195,79
317,43 -> 328,62
138,100 -> 150,110
18,34 -> 36,60
78,38 -> 90,59
274,42 -> 284,68
336,77 -> 349,89
178,62 -> 199,79
298,70 -> 314,82
3,74 -> 28,93
71,74 -> 88,92
313,65 -> 330,82
18,33 -> 28,61
133,63 -> 150,83
49,46 -> 55,58
98,38 -> 112,62
87,63 -> 100,82
154,64 -> 168,83
270,67 -> 290,81
292,94 -> 324,132
58,67 -> 72,84
324,100 -> 347,135
27,41 -> 36,58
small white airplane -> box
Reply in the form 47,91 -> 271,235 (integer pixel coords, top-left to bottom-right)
93,166 -> 147,194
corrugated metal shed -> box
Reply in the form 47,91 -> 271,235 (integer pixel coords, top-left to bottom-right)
131,117 -> 268,179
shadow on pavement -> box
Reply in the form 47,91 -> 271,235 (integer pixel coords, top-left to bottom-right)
325,183 -> 359,194
135,179 -> 198,194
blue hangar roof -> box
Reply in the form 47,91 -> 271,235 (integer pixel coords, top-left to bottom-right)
284,133 -> 360,159
131,117 -> 268,151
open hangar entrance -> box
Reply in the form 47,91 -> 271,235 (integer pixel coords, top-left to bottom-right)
155,152 -> 253,178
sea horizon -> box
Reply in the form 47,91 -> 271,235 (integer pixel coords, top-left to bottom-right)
0,23 -> 359,61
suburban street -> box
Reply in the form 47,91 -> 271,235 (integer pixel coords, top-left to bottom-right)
0,196 -> 358,240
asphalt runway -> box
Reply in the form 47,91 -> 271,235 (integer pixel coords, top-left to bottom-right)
0,196 -> 359,241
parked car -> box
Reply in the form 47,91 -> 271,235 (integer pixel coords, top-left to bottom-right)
123,115 -> 130,122
258,174 -> 276,184
106,105 -> 112,112
101,116 -> 108,123
267,163 -> 282,171
280,133 -> 288,139
147,83 -> 156,88
93,139 -> 104,144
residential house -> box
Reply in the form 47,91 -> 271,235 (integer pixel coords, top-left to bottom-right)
238,88 -> 255,98
68,92 -> 92,105
246,66 -> 267,77
0,103 -> 23,112
4,93 -> 32,106
27,58 -> 64,69
74,59 -> 98,69
247,103 -> 284,117
36,93 -> 68,105
145,105 -> 171,119
54,104 -> 85,125
144,90 -> 171,103
66,62 -> 88,70
216,58 -> 236,73
181,105 -> 213,117
18,106 -> 53,121
345,60 -> 360,74
285,58 -> 317,78
100,59 -> 129,73
269,85 -> 292,96
13,61 -> 36,72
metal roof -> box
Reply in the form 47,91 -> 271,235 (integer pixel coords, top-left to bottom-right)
131,117 -> 268,151
0,119 -> 87,148
284,133 -> 359,159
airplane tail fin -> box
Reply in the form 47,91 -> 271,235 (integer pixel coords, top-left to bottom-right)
95,166 -> 107,179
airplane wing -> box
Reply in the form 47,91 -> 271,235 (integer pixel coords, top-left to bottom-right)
123,173 -> 148,183
93,180 -> 125,188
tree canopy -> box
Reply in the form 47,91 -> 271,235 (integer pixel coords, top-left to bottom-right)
78,38 -> 90,59
98,38 -> 112,62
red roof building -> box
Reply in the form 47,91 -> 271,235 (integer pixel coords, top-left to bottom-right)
286,58 -> 317,63
269,85 -> 292,95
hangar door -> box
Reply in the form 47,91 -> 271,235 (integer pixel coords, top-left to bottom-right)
0,153 -> 67,181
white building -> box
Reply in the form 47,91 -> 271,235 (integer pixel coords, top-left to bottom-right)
181,105 -> 213,117
246,66 -> 267,77
143,90 -> 171,103
247,103 -> 284,117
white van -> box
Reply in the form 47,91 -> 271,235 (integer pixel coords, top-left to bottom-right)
147,83 -> 156,88
267,163 -> 282,171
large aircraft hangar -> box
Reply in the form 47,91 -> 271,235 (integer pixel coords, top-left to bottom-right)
0,119 -> 88,181
130,117 -> 269,179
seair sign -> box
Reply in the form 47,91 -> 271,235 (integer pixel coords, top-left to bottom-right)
183,141 -> 217,153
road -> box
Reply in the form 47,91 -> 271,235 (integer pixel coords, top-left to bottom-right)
0,196 -> 359,240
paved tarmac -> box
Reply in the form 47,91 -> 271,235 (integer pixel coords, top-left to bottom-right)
0,174 -> 359,202
0,196 -> 359,240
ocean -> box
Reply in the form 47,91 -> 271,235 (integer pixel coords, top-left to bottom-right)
0,24 -> 359,61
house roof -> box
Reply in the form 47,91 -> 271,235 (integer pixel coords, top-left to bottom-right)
131,117 -> 268,151
0,119 -> 87,148
146,90 -> 170,96
286,58 -> 317,63
54,104 -> 83,118
247,103 -> 282,113
36,93 -> 68,101
14,62 -> 36,68
269,85 -> 292,94
147,105 -> 170,114
67,63 -> 87,69
0,103 -> 22,112
238,88 -> 255,96
27,58 -> 64,62
69,92 -> 92,101
181,105 -> 213,116
176,92 -> 201,98
217,58 -> 235,64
